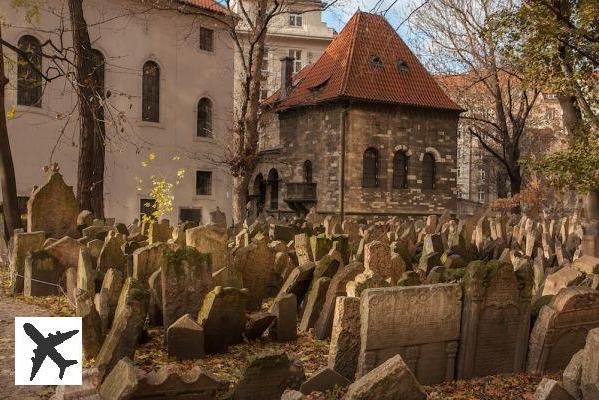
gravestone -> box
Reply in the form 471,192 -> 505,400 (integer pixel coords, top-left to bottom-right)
527,287 -> 599,374
27,167 -> 78,238
74,288 -> 103,360
148,219 -> 171,244
357,284 -> 462,384
167,313 -> 204,359
134,365 -> 228,399
186,223 -> 228,272
328,296 -> 361,380
270,293 -> 297,342
9,231 -> 45,293
97,232 -> 127,273
96,268 -> 124,334
24,251 -> 62,296
198,286 -> 248,353
45,236 -> 83,270
298,277 -> 330,332
210,207 -> 227,229
457,260 -> 533,378
364,240 -> 397,281
161,247 -> 214,330
77,247 -> 95,294
232,239 -> 275,310
132,242 -> 168,285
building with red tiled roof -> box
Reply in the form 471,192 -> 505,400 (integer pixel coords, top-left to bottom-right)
250,11 -> 461,218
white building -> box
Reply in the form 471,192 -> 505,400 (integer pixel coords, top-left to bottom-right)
3,0 -> 234,225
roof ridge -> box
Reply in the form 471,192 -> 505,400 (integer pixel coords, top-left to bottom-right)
339,12 -> 362,96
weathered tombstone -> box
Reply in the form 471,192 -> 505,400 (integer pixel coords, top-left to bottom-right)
186,223 -> 228,272
345,354 -> 427,400
543,267 -> 586,296
96,232 -> 127,274
274,263 -> 315,307
9,231 -> 45,293
27,167 -> 78,238
314,262 -> 364,340
23,251 -> 62,296
132,242 -> 168,285
357,284 -> 462,384
581,327 -> 599,388
148,219 -> 171,244
96,268 -> 124,334
364,240 -> 396,281
270,293 -> 297,342
148,268 -> 162,326
299,367 -> 349,395
457,260 -> 533,378
76,247 -> 95,294
95,278 -> 149,378
98,357 -> 139,399
245,312 -> 276,341
232,239 -> 275,310
167,313 -> 204,359
209,206 -> 227,229
232,352 -> 305,400
161,247 -> 214,330
328,296 -> 361,380
534,378 -> 575,400
298,277 -> 331,332
197,286 -> 248,353
346,270 -> 389,298
134,365 -> 228,399
528,287 -> 599,374
74,288 -> 103,361
311,234 -> 332,261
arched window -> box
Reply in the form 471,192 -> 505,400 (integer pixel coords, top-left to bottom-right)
17,35 -> 42,107
268,168 -> 279,210
303,160 -> 312,183
254,174 -> 265,215
197,97 -> 212,137
393,151 -> 408,189
142,61 -> 160,122
422,153 -> 436,190
362,148 -> 379,188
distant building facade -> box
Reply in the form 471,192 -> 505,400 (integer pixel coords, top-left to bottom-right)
3,0 -> 234,224
253,12 -> 462,218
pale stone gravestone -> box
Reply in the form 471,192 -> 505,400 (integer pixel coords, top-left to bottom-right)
44,236 -> 84,270
186,223 -> 228,272
294,233 -> 313,265
328,296 -> 361,380
161,247 -> 214,330
24,251 -> 62,296
457,260 -> 533,378
299,277 -> 331,332
74,288 -> 103,361
270,293 -> 297,342
97,232 -> 127,273
148,219 -> 171,244
364,240 -> 397,282
167,313 -> 205,359
198,286 -> 248,353
357,284 -> 462,384
27,167 -> 78,238
209,206 -> 227,229
232,239 -> 275,310
133,242 -> 168,285
527,287 -> 599,374
135,365 -> 228,399
9,231 -> 44,293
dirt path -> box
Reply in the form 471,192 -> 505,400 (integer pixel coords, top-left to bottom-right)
0,295 -> 55,399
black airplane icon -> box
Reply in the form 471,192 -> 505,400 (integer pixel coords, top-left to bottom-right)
23,323 -> 79,381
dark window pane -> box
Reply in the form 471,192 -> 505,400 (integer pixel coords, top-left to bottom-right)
303,160 -> 312,183
197,98 -> 212,137
179,208 -> 202,224
422,153 -> 436,190
142,61 -> 160,122
200,28 -> 214,52
393,152 -> 408,189
268,169 -> 279,210
362,148 -> 379,188
17,35 -> 42,107
196,171 -> 212,195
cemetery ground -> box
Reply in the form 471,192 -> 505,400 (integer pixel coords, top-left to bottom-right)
1,267 -> 554,399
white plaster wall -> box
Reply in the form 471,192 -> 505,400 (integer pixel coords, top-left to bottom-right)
3,0 -> 234,225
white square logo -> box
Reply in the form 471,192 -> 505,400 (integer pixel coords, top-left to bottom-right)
14,317 -> 82,385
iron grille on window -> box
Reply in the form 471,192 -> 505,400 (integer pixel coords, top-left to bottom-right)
197,98 -> 213,137
142,61 -> 160,122
17,35 -> 42,107
393,151 -> 408,189
422,153 -> 436,190
179,208 -> 202,224
362,148 -> 379,188
196,171 -> 212,195
200,28 -> 214,52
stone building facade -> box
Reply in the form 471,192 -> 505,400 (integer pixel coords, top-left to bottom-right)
253,12 -> 461,218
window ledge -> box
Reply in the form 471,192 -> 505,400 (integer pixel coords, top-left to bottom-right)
199,49 -> 216,55
137,120 -> 166,129
192,195 -> 215,201
193,135 -> 216,143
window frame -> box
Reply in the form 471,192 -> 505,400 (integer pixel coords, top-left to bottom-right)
197,97 -> 213,138
199,27 -> 214,52
362,147 -> 380,188
392,151 -> 409,189
422,152 -> 436,190
288,49 -> 302,74
141,60 -> 160,123
17,35 -> 43,108
289,13 -> 303,27
179,207 -> 202,224
195,170 -> 213,196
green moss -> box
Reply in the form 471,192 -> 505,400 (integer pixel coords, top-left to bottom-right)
161,246 -> 210,273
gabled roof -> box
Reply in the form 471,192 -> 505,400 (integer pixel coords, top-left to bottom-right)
265,11 -> 462,112
178,0 -> 227,15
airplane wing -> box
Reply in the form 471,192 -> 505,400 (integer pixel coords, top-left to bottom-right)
47,330 -> 79,347
29,348 -> 47,381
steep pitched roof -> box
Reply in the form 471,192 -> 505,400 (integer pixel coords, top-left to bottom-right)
266,11 -> 461,112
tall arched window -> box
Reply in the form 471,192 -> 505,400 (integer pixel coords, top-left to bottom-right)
142,61 -> 160,122
393,151 -> 408,189
422,152 -> 436,190
362,148 -> 379,188
197,97 -> 212,137
268,168 -> 279,210
303,160 -> 313,183
17,35 -> 42,107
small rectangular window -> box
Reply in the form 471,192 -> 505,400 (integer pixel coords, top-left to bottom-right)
196,171 -> 212,195
289,13 -> 303,27
261,48 -> 269,74
289,49 -> 302,73
140,198 -> 156,220
260,89 -> 269,100
200,28 -> 214,52
478,189 -> 485,202
179,207 -> 202,224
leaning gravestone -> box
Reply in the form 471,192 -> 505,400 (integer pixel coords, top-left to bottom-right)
457,260 -> 533,378
161,247 -> 214,330
198,286 -> 248,353
133,242 -> 168,285
9,231 -> 45,294
232,239 -> 275,310
527,287 -> 599,374
27,166 -> 79,238
186,224 -> 228,272
328,296 -> 361,380
357,284 -> 462,384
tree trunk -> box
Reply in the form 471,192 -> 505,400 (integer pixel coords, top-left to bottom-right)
232,174 -> 249,226
509,167 -> 522,196
68,0 -> 104,217
0,26 -> 23,240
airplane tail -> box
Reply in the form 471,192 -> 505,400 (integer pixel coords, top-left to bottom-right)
58,359 -> 78,380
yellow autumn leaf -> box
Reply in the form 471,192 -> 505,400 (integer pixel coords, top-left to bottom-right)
6,106 -> 16,120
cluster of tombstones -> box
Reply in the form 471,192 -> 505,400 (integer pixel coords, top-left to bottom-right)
9,167 -> 599,400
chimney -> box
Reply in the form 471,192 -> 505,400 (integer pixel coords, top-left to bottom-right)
279,56 -> 294,99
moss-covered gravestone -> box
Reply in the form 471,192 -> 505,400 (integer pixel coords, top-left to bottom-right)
161,247 -> 214,330
457,260 -> 533,379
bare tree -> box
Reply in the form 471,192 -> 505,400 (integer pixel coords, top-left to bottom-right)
410,0 -> 540,197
